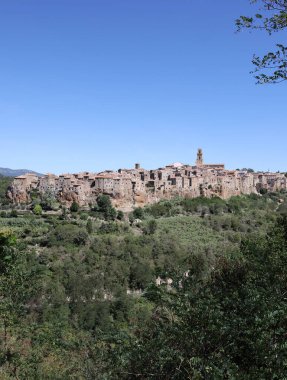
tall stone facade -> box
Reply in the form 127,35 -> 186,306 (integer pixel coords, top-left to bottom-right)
7,149 -> 287,210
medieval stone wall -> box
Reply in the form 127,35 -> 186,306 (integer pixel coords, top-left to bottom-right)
6,150 -> 287,210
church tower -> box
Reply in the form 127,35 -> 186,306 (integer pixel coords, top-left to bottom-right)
196,148 -> 203,167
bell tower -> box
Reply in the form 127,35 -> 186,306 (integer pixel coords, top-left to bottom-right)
196,148 -> 203,167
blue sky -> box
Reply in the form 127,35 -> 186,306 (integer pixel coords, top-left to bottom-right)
0,0 -> 286,173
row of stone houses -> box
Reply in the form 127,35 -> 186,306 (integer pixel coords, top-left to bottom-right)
7,149 -> 287,209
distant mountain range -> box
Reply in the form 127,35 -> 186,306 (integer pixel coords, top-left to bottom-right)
0,167 -> 43,177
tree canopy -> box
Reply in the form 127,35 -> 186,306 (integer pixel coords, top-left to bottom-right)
1,193 -> 287,377
237,0 -> 287,83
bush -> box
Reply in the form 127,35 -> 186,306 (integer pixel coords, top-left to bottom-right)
86,219 -> 93,234
70,201 -> 79,212
129,213 -> 135,224
74,230 -> 88,246
80,213 -> 89,221
33,204 -> 42,215
94,195 -> 117,221
48,224 -> 88,246
9,209 -> 18,218
133,207 -> 144,219
117,210 -> 124,220
99,222 -> 119,234
97,195 -> 111,209
144,219 -> 157,235
146,201 -> 173,218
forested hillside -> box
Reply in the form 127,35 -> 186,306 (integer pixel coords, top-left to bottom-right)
1,188 -> 287,378
0,168 -> 43,177
0,176 -> 12,205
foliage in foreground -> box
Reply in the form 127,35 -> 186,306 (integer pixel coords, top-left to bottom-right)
0,193 -> 287,378
236,0 -> 287,83
103,217 -> 287,379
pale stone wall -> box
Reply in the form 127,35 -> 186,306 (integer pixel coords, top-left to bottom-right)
7,151 -> 287,209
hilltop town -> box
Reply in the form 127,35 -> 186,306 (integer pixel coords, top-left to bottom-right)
7,149 -> 287,210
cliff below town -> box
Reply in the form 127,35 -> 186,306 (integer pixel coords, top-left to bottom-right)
7,150 -> 287,210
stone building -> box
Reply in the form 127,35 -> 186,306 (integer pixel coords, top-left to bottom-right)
7,149 -> 287,209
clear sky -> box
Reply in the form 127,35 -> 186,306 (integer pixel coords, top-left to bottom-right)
0,0 -> 286,174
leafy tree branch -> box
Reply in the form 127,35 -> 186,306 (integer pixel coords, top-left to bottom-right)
236,0 -> 287,83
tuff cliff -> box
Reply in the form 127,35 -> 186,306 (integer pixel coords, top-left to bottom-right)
7,150 -> 287,210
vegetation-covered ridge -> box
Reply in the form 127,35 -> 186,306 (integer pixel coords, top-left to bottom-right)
1,189 -> 287,378
0,168 -> 43,177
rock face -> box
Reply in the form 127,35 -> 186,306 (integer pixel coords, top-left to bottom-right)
7,150 -> 287,210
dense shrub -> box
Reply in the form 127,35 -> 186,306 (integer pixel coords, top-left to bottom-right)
0,193 -> 287,378
70,201 -> 79,212
47,224 -> 88,246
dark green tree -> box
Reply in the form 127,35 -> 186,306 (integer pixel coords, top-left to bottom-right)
70,201 -> 79,212
133,207 -> 144,219
9,209 -> 18,218
97,194 -> 111,210
0,176 -> 12,205
144,219 -> 157,235
86,219 -> 93,234
117,210 -> 124,220
0,229 -> 43,376
96,195 -> 117,221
